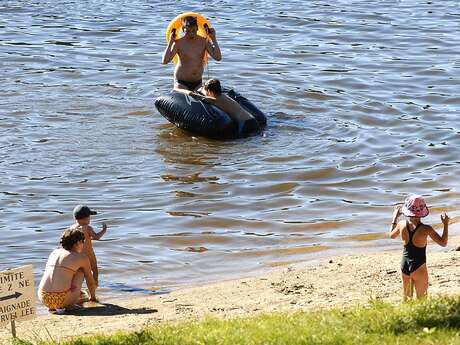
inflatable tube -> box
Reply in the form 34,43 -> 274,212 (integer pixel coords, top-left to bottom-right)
166,12 -> 212,65
154,89 -> 267,139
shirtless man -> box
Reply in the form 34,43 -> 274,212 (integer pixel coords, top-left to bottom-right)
162,15 -> 222,91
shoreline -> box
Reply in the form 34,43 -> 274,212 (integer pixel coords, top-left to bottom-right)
2,234 -> 459,343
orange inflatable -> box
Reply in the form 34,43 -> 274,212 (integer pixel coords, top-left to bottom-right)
165,12 -> 212,65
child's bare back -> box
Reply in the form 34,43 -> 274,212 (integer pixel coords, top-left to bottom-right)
389,195 -> 448,299
212,94 -> 254,122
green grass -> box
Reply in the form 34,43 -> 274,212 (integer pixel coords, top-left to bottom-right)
14,296 -> 460,345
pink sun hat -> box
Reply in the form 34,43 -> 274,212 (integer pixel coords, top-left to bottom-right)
401,195 -> 429,218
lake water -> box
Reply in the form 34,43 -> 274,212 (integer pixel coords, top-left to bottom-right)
1,0 -> 459,303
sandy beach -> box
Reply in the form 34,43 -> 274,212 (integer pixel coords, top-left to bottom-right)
2,233 -> 459,344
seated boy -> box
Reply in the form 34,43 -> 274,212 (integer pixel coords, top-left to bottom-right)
191,79 -> 259,135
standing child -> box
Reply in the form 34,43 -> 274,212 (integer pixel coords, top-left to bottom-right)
389,195 -> 449,299
70,205 -> 107,285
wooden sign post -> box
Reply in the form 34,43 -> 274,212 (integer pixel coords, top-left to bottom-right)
0,265 -> 36,338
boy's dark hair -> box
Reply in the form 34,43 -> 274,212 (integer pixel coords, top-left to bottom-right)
182,16 -> 198,28
204,78 -> 222,95
60,228 -> 85,250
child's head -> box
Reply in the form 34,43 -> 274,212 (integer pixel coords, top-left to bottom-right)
60,228 -> 85,251
73,205 -> 97,225
204,78 -> 222,97
401,195 -> 429,218
182,16 -> 198,38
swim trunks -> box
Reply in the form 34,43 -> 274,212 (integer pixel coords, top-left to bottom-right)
401,221 -> 426,275
176,79 -> 202,91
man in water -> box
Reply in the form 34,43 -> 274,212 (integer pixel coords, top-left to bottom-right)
162,16 -> 222,91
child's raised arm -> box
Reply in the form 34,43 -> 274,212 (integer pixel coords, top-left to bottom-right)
92,222 -> 107,240
428,213 -> 449,247
389,205 -> 402,239
89,223 -> 107,240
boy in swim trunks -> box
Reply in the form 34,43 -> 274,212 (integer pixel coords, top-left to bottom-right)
389,195 -> 449,299
69,205 -> 107,286
162,15 -> 222,91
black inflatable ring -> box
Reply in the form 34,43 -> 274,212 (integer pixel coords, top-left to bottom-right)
155,89 -> 267,139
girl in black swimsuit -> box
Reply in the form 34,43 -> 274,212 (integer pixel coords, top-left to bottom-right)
390,195 -> 449,300
401,221 -> 426,276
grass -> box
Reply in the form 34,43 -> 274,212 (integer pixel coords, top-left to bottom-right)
13,296 -> 460,345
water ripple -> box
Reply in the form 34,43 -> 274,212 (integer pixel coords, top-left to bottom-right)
1,0 -> 459,297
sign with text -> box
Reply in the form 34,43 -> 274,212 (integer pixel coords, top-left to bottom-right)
0,265 -> 36,327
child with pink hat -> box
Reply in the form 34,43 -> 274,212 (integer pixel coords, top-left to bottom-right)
389,195 -> 449,299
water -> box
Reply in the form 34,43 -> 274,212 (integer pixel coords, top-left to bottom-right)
1,0 -> 460,303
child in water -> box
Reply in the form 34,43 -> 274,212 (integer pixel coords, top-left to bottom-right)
192,78 -> 260,135
389,195 -> 449,299
69,205 -> 107,285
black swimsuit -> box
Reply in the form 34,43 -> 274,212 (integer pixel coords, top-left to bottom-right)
401,221 -> 426,275
176,79 -> 202,91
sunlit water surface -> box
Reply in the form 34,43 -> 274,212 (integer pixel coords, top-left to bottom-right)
1,0 -> 459,310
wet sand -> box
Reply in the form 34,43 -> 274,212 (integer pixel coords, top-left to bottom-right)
2,235 -> 459,344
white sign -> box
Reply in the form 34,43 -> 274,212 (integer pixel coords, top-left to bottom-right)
0,265 -> 36,327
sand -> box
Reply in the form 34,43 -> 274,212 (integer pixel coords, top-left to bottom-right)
2,237 -> 459,344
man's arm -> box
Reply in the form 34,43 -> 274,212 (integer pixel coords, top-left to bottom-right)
162,30 -> 179,64
205,27 -> 222,61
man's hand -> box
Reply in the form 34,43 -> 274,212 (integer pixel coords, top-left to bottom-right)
169,28 -> 177,42
102,222 -> 107,232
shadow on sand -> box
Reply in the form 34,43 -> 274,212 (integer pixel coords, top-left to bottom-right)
65,302 -> 158,317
